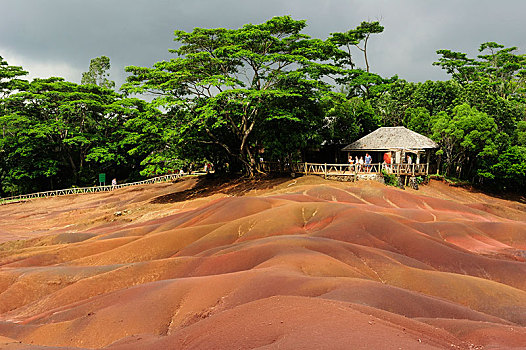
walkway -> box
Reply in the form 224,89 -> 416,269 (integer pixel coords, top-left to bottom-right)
0,173 -> 196,205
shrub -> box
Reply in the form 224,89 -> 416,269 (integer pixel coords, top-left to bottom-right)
381,169 -> 398,186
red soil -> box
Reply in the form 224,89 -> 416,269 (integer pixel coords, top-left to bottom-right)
0,176 -> 525,349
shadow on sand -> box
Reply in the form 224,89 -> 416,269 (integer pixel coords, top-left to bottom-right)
150,174 -> 292,204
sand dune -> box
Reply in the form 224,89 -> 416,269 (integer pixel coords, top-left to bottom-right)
0,176 -> 525,349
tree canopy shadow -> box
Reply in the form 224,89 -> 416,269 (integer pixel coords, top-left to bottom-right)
150,174 -> 292,204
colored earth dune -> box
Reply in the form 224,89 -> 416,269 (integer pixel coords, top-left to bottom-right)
0,176 -> 525,349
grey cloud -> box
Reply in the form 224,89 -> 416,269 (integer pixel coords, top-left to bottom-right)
1,0 -> 525,86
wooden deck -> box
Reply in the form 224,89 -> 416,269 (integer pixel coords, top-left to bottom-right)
260,162 -> 429,178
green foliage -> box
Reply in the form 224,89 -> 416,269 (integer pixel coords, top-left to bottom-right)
454,80 -> 524,134
329,21 -> 384,73
487,146 -> 526,190
81,56 -> 115,89
517,120 -> 526,146
381,169 -> 397,186
372,79 -> 416,126
123,16 -> 346,176
411,80 -> 461,115
430,104 -> 499,179
372,80 -> 461,127
434,42 -> 526,100
0,56 -> 28,97
1,20 -> 525,195
404,107 -> 431,135
0,77 -> 148,194
321,93 -> 380,145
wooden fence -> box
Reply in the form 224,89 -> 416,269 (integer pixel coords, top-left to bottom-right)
0,173 -> 189,206
265,162 -> 429,178
1,162 -> 430,205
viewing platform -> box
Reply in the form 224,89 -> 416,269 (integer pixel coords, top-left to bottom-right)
260,162 -> 429,180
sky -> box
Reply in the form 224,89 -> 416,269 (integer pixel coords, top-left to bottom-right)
1,0 -> 525,89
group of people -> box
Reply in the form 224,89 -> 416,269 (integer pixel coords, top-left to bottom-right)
383,152 -> 418,173
348,153 -> 373,172
347,152 -> 416,173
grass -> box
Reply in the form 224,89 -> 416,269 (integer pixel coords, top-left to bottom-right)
429,174 -> 471,187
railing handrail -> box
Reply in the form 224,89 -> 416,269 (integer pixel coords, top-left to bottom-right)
0,173 -> 193,205
0,161 -> 428,204
279,161 -> 428,177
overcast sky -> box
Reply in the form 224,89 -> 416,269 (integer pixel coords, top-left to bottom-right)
1,0 -> 525,88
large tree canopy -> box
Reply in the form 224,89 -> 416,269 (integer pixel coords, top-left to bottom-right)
123,16 -> 351,175
434,42 -> 526,100
0,76 -> 148,194
1,19 -> 525,195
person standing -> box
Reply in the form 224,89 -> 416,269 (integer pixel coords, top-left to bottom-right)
383,152 -> 391,165
383,152 -> 392,172
358,156 -> 364,172
365,153 -> 372,172
111,178 -> 117,189
348,154 -> 354,171
406,154 -> 413,174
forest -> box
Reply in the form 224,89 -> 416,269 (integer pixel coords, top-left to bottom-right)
1,16 -> 525,196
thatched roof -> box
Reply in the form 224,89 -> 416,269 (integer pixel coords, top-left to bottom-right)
341,126 -> 438,152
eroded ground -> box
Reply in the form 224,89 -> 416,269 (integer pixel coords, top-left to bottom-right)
0,176 -> 525,349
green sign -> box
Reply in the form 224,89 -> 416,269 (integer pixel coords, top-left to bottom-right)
99,173 -> 106,183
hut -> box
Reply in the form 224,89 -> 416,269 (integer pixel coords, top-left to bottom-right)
341,126 -> 438,175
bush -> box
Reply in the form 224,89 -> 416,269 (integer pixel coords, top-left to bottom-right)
381,169 -> 398,186
488,146 -> 526,191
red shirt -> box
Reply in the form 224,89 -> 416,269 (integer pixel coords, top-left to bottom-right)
383,152 -> 391,164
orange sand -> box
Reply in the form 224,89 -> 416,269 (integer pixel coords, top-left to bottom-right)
0,176 -> 525,349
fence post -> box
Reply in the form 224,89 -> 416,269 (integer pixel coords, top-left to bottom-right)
324,163 -> 327,179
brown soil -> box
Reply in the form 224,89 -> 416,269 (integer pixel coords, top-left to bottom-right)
0,176 -> 525,349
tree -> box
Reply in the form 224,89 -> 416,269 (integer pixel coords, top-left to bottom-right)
434,42 -> 526,100
411,80 -> 461,116
517,120 -> 526,146
0,56 -> 28,98
404,107 -> 431,135
322,93 -> 380,145
120,106 -> 190,176
454,80 -> 525,135
431,104 -> 498,179
488,146 -> 526,191
372,79 -> 461,129
329,21 -> 384,73
81,56 -> 115,89
0,77 -> 144,194
371,79 -> 416,126
123,16 -> 342,176
0,57 -> 29,195
328,21 -> 391,99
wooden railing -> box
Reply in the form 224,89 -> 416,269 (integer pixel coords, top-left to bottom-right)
258,162 -> 286,173
0,173 -> 190,205
285,162 -> 429,177
387,163 -> 428,175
